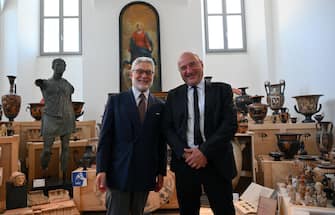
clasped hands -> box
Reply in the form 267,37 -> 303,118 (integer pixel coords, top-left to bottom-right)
183,148 -> 207,169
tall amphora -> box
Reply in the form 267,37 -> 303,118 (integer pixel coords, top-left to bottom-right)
1,76 -> 21,121
316,121 -> 333,160
264,80 -> 285,114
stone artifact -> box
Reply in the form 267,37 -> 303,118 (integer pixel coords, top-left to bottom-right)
1,75 -> 21,121
248,95 -> 268,124
264,80 -> 285,115
316,121 -> 333,160
35,58 -> 76,180
0,124 -> 7,136
292,94 -> 323,123
6,171 -> 27,209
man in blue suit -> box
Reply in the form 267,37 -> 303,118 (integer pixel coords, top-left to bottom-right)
96,57 -> 166,215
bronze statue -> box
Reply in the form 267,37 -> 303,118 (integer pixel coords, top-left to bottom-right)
35,58 -> 76,180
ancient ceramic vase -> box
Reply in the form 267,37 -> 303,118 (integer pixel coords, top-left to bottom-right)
235,87 -> 252,116
72,101 -> 85,120
279,107 -> 290,123
316,121 -> 333,160
81,145 -> 96,170
26,103 -> 44,121
1,76 -> 21,121
264,80 -> 285,114
275,133 -> 302,159
293,94 -> 323,123
248,95 -> 268,124
314,113 -> 324,123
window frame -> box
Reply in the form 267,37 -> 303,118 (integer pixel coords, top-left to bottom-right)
40,0 -> 83,56
204,0 -> 247,53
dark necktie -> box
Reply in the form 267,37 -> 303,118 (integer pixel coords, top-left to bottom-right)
138,93 -> 146,123
192,86 -> 202,145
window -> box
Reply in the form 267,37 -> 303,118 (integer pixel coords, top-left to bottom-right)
204,0 -> 247,52
40,0 -> 82,55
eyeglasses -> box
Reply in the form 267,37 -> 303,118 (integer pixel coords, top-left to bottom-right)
133,69 -> 154,76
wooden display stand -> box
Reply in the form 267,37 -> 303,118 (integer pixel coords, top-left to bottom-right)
13,120 -> 96,171
257,155 -> 317,188
234,132 -> 255,185
72,167 -> 106,212
27,139 -> 90,184
72,167 -> 179,212
3,200 -> 80,215
0,135 -> 19,212
248,122 -> 318,185
248,122 -> 318,158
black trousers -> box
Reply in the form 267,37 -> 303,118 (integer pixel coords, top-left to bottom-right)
174,161 -> 235,215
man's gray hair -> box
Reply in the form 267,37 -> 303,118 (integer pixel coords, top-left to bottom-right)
131,57 -> 155,73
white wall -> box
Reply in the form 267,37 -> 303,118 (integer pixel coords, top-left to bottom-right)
271,0 -> 335,122
0,0 -> 334,126
81,0 -> 204,122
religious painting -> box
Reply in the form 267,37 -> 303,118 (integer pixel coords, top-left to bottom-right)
119,1 -> 161,92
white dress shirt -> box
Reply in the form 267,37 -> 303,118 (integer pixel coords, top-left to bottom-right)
132,86 -> 149,106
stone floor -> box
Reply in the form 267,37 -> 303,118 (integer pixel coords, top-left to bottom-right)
83,207 -> 213,215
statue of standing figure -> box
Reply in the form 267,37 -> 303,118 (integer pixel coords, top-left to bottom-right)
35,58 -> 76,180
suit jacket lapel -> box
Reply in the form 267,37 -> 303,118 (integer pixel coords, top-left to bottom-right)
147,93 -> 155,110
179,85 -> 188,140
204,81 -> 213,135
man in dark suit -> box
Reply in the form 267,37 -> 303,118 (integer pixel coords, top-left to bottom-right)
96,57 -> 166,215
163,52 -> 237,215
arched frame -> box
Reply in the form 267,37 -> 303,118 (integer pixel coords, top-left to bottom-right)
119,1 -> 161,92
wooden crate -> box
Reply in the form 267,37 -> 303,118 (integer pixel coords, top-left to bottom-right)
27,139 -> 90,184
72,167 -> 106,212
13,120 -> 96,171
3,200 -> 80,215
72,167 -> 179,212
248,122 -> 318,158
0,135 -> 19,212
257,155 -> 312,188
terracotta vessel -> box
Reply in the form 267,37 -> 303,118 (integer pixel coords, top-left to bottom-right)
279,107 -> 290,123
26,103 -> 44,120
275,132 -> 303,159
293,94 -> 323,123
235,87 -> 252,116
316,121 -> 333,160
248,95 -> 268,124
264,80 -> 285,114
1,76 -> 21,121
72,101 -> 84,120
